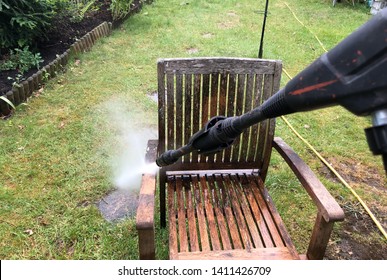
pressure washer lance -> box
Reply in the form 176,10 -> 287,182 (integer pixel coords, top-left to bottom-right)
156,9 -> 387,173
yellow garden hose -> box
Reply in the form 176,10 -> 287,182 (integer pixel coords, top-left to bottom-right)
281,2 -> 387,239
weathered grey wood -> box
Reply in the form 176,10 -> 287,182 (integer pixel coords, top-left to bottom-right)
160,58 -> 278,75
157,58 -> 279,170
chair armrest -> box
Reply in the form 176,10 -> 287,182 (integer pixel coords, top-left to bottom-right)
273,137 -> 344,223
136,139 -> 158,259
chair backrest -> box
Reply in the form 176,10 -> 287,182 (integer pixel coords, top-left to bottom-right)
157,57 -> 282,176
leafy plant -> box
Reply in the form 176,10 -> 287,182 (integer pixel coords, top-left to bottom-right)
110,0 -> 134,21
7,73 -> 24,88
0,46 -> 44,74
66,0 -> 98,23
0,0 -> 55,49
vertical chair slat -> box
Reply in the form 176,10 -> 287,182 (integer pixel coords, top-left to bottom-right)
175,74 -> 183,150
183,74 -> 192,163
166,73 -> 175,151
207,73 -> 219,163
191,74 -> 201,163
241,74 -> 254,161
232,74 -> 246,162
200,74 -> 210,163
158,61 -> 166,153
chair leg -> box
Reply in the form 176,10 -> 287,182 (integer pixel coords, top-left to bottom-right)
138,228 -> 155,260
160,180 -> 167,228
307,213 -> 335,260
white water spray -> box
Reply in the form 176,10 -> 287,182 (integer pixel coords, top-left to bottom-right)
98,98 -> 158,190
114,160 -> 159,189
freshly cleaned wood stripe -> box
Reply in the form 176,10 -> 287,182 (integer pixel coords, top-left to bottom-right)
168,180 -> 178,257
215,175 -> 243,249
207,175 -> 232,250
223,175 -> 253,250
191,175 -> 210,251
185,177 -> 200,252
199,175 -> 222,251
176,177 -> 189,252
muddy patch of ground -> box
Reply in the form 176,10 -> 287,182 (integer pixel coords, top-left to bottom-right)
97,188 -> 139,222
320,157 -> 386,259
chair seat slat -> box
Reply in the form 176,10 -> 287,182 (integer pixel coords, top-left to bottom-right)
192,175 -> 211,251
199,176 -> 222,251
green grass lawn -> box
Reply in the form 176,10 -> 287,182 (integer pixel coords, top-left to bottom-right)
0,0 -> 385,259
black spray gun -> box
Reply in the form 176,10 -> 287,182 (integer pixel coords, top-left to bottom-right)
156,9 -> 387,172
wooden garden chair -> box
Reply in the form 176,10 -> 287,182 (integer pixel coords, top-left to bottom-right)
136,57 -> 344,260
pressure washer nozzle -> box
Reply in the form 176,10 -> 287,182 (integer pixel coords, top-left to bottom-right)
155,150 -> 180,167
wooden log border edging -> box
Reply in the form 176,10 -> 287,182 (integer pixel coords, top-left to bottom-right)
0,21 -> 113,117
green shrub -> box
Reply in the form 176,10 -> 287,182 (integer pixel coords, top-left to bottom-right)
0,0 -> 55,50
0,46 -> 44,74
110,0 -> 134,21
